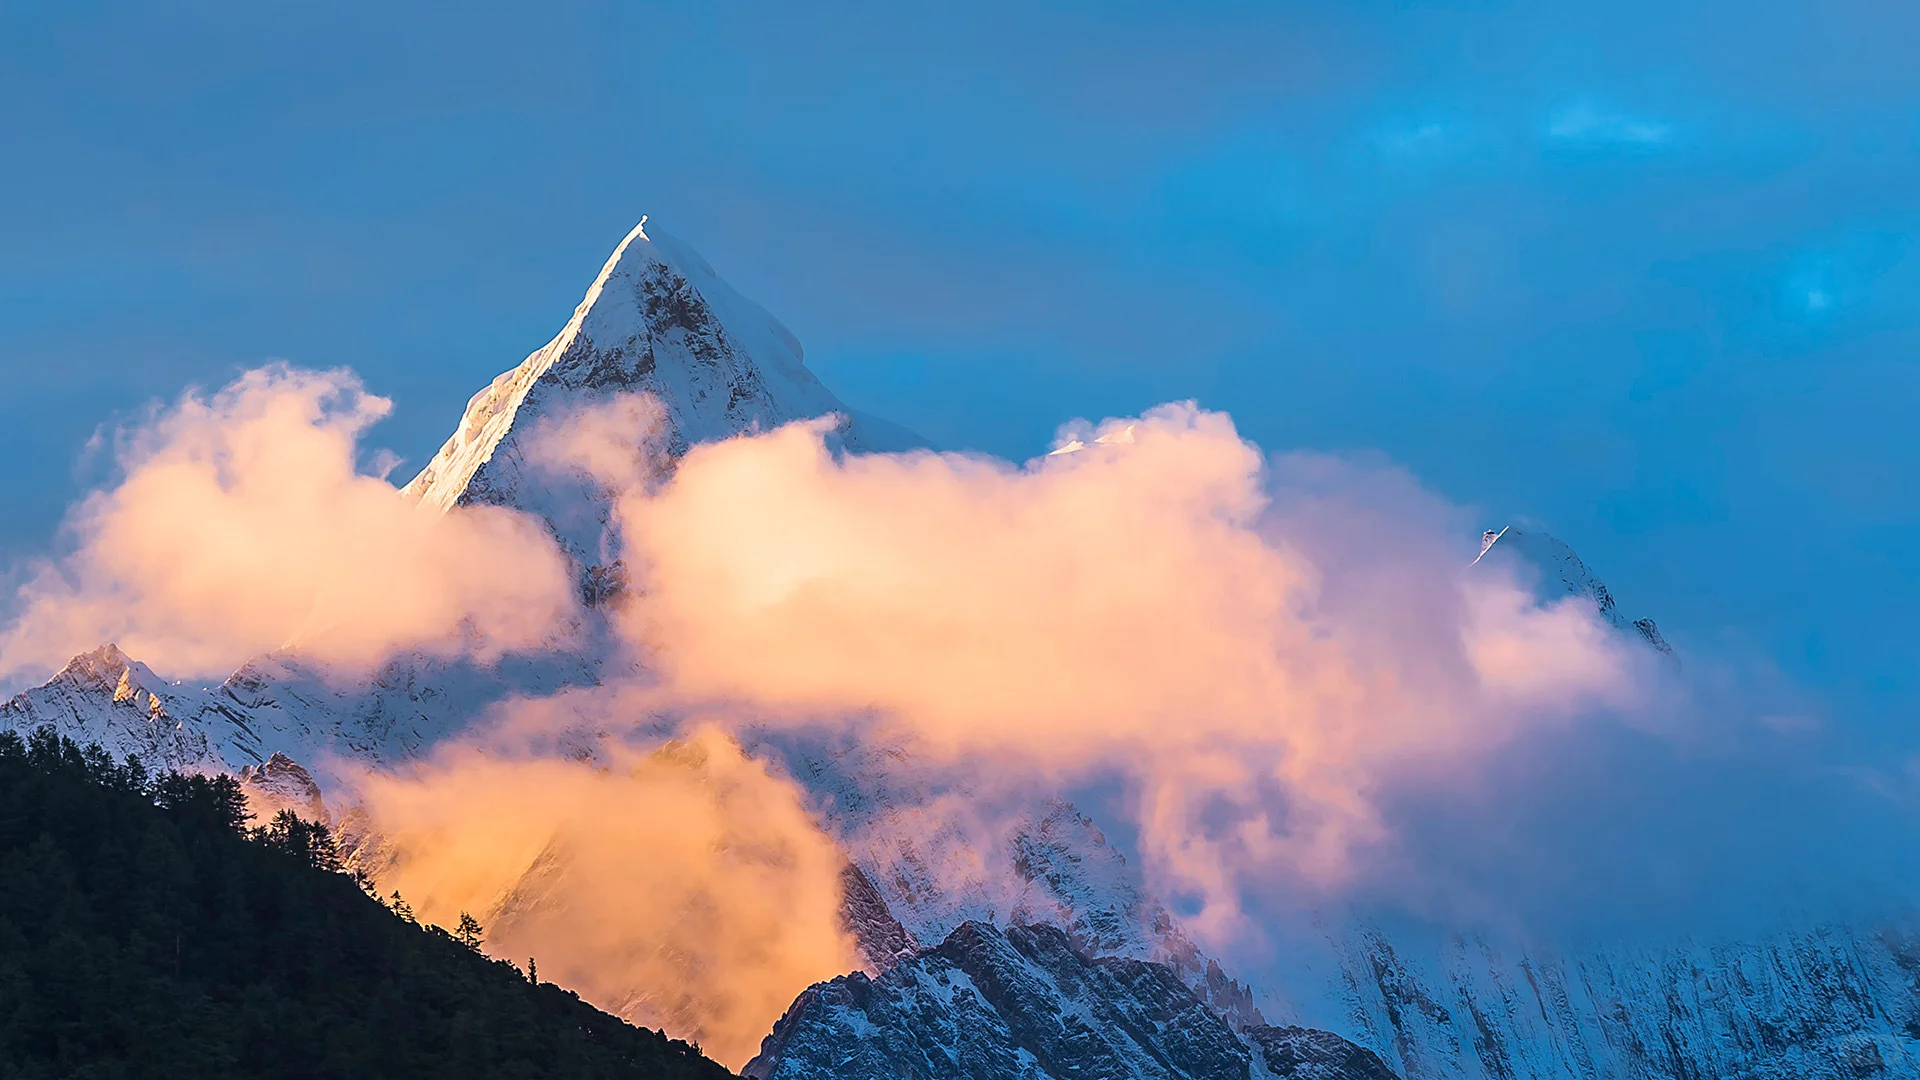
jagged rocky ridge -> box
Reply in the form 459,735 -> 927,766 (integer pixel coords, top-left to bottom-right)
744,919 -> 1397,1080
4,218 -> 1915,1079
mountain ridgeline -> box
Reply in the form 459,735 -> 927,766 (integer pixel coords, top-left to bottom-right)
0,727 -> 734,1080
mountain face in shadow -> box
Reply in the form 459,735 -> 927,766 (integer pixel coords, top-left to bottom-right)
746,919 -> 1397,1080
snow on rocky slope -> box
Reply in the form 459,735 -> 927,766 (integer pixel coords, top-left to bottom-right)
1274,916 -> 1920,1080
0,642 -> 601,787
744,919 -> 1397,1080
4,219 -> 1913,1080
236,751 -> 329,822
744,726 -> 1268,1026
1,644 -> 264,774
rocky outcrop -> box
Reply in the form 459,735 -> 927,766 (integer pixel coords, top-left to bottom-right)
237,751 -> 327,822
839,862 -> 921,975
1245,1026 -> 1399,1080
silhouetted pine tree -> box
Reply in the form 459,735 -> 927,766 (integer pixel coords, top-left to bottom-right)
457,911 -> 486,951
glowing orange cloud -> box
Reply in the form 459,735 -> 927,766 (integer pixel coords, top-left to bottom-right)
0,365 -> 576,682
352,726 -> 858,1070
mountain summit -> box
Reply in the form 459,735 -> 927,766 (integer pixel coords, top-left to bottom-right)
1475,525 -> 1673,654
401,218 -> 921,560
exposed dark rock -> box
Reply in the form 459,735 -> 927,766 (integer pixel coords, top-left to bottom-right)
1244,1025 -> 1399,1080
840,862 -> 920,974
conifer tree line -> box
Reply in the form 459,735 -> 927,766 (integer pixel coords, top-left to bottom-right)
0,726 -> 734,1080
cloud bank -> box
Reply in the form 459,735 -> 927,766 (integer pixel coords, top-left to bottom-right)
550,394 -> 1648,939
0,366 -> 1684,1054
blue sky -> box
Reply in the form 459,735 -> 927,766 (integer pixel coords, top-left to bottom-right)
2,1 -> 1917,772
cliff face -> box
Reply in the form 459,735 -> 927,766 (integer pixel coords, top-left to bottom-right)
1276,918 -> 1920,1080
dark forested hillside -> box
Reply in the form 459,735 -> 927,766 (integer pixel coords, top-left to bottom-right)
0,728 -> 736,1080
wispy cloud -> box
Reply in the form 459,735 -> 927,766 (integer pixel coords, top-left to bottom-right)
1547,101 -> 1672,146
1373,120 -> 1452,159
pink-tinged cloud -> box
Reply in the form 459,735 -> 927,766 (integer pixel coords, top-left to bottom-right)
535,395 -> 1645,939
0,365 -> 575,682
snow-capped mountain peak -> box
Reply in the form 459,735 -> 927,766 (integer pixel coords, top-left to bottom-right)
399,217 -> 922,565
50,643 -> 164,703
1,642 -> 263,774
1475,525 -> 1673,654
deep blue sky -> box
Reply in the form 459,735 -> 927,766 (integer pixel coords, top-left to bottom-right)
3,1 -> 1916,766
